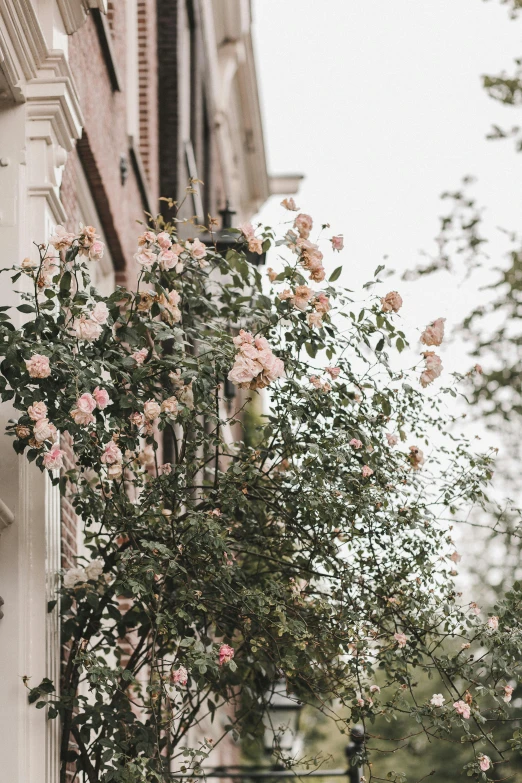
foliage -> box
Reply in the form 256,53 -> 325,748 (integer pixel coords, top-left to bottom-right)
0,204 -> 519,783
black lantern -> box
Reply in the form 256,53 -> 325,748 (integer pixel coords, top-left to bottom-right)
263,679 -> 303,756
200,201 -> 267,267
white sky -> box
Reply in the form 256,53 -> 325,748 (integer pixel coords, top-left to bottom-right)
253,0 -> 522,363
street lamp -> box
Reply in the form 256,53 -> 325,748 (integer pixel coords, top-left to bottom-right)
199,202 -> 267,267
263,679 -> 303,756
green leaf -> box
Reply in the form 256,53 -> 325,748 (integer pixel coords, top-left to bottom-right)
329,265 -> 342,282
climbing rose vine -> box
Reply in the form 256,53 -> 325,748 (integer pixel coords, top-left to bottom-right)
0,199 -> 520,783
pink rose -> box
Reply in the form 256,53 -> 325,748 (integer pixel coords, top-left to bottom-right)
137,230 -> 157,246
362,465 -> 374,478
409,445 -> 425,470
107,463 -> 123,480
134,248 -> 155,267
144,400 -> 161,420
185,238 -> 207,263
34,418 -> 56,443
420,351 -> 443,388
28,401 -> 48,421
101,441 -> 122,465
233,329 -> 254,346
381,291 -> 403,313
159,249 -> 179,270
386,433 -> 398,447
161,396 -> 178,417
309,265 -> 326,283
453,700 -> 470,720
218,643 -> 234,666
49,225 -> 76,251
91,301 -> 109,324
228,355 -> 262,386
172,665 -> 188,685
326,366 -> 340,379
73,317 -> 102,342
43,445 -> 65,470
89,240 -> 105,261
240,222 -> 255,239
267,267 -> 278,282
248,237 -> 264,255
430,693 -> 445,707
314,293 -> 331,314
281,197 -> 298,211
394,632 -> 408,648
294,213 -> 313,239
503,684 -> 514,703
331,235 -> 344,251
77,393 -> 97,414
307,312 -> 323,328
70,408 -> 95,426
132,348 -> 148,365
26,354 -> 51,379
156,231 -> 172,250
93,387 -> 110,410
479,756 -> 491,772
350,438 -> 363,449
420,317 -> 445,347
129,411 -> 145,428
487,616 -> 499,631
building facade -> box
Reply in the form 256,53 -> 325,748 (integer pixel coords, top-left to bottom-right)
0,2 -> 294,780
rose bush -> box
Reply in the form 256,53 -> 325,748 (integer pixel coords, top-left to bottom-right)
0,201 -> 519,783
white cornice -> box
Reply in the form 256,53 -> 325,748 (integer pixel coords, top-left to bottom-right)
56,0 -> 107,35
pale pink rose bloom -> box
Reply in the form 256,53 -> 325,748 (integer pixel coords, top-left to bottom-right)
43,445 -> 65,470
278,289 -> 293,302
156,231 -> 172,250
233,329 -> 254,346
77,393 -> 97,414
63,566 -> 88,588
85,558 -> 104,580
369,685 -> 380,694
503,684 -> 514,703
101,441 -> 123,465
144,400 -> 161,420
89,240 -> 105,261
349,438 -> 363,449
16,425 -> 31,439
479,756 -> 491,772
267,267 -> 278,282
453,700 -> 471,719
314,293 -> 331,314
79,225 -> 98,246
28,401 -> 48,421
159,249 -> 179,270
420,351 -> 443,387
386,433 -> 399,447
91,301 -> 109,324
409,445 -> 425,470
420,317 -> 445,347
357,698 -> 365,707
228,355 -> 262,386
129,411 -> 145,428
307,312 -> 323,328
309,265 -> 326,283
487,616 -> 499,631
362,465 -> 374,478
34,418 -> 57,443
93,387 -> 110,409
461,642 -> 471,650
326,367 -> 340,379
469,602 -> 481,616
73,317 -> 102,342
138,444 -> 155,468
309,376 -> 322,389
161,397 -> 178,417
160,463 -> 172,475
381,291 -> 403,313
70,408 -> 95,426
394,632 -> 408,648
239,222 -> 255,239
218,643 -> 234,666
281,197 -> 299,211
185,238 -> 207,263
450,551 -> 462,563
26,354 -> 51,379
248,237 -> 264,255
49,225 -> 76,251
474,364 -> 483,374
430,693 -> 445,707
331,235 -> 344,251
137,230 -> 157,246
168,290 -> 181,307
132,347 -> 148,365
107,463 -> 123,480
21,257 -> 39,271
179,381 -> 194,410
134,248 -> 155,267
172,665 -> 188,685
294,213 -> 313,239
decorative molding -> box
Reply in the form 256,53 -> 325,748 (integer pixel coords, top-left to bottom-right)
57,0 -> 107,36
0,495 -> 14,535
0,0 -> 48,82
91,8 -> 121,92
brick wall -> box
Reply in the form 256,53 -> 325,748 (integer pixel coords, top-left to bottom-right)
138,0 -> 159,198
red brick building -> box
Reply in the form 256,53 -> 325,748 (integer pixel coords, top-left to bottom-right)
0,2 -> 298,779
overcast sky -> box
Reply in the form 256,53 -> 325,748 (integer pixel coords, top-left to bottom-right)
252,0 -> 522,367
